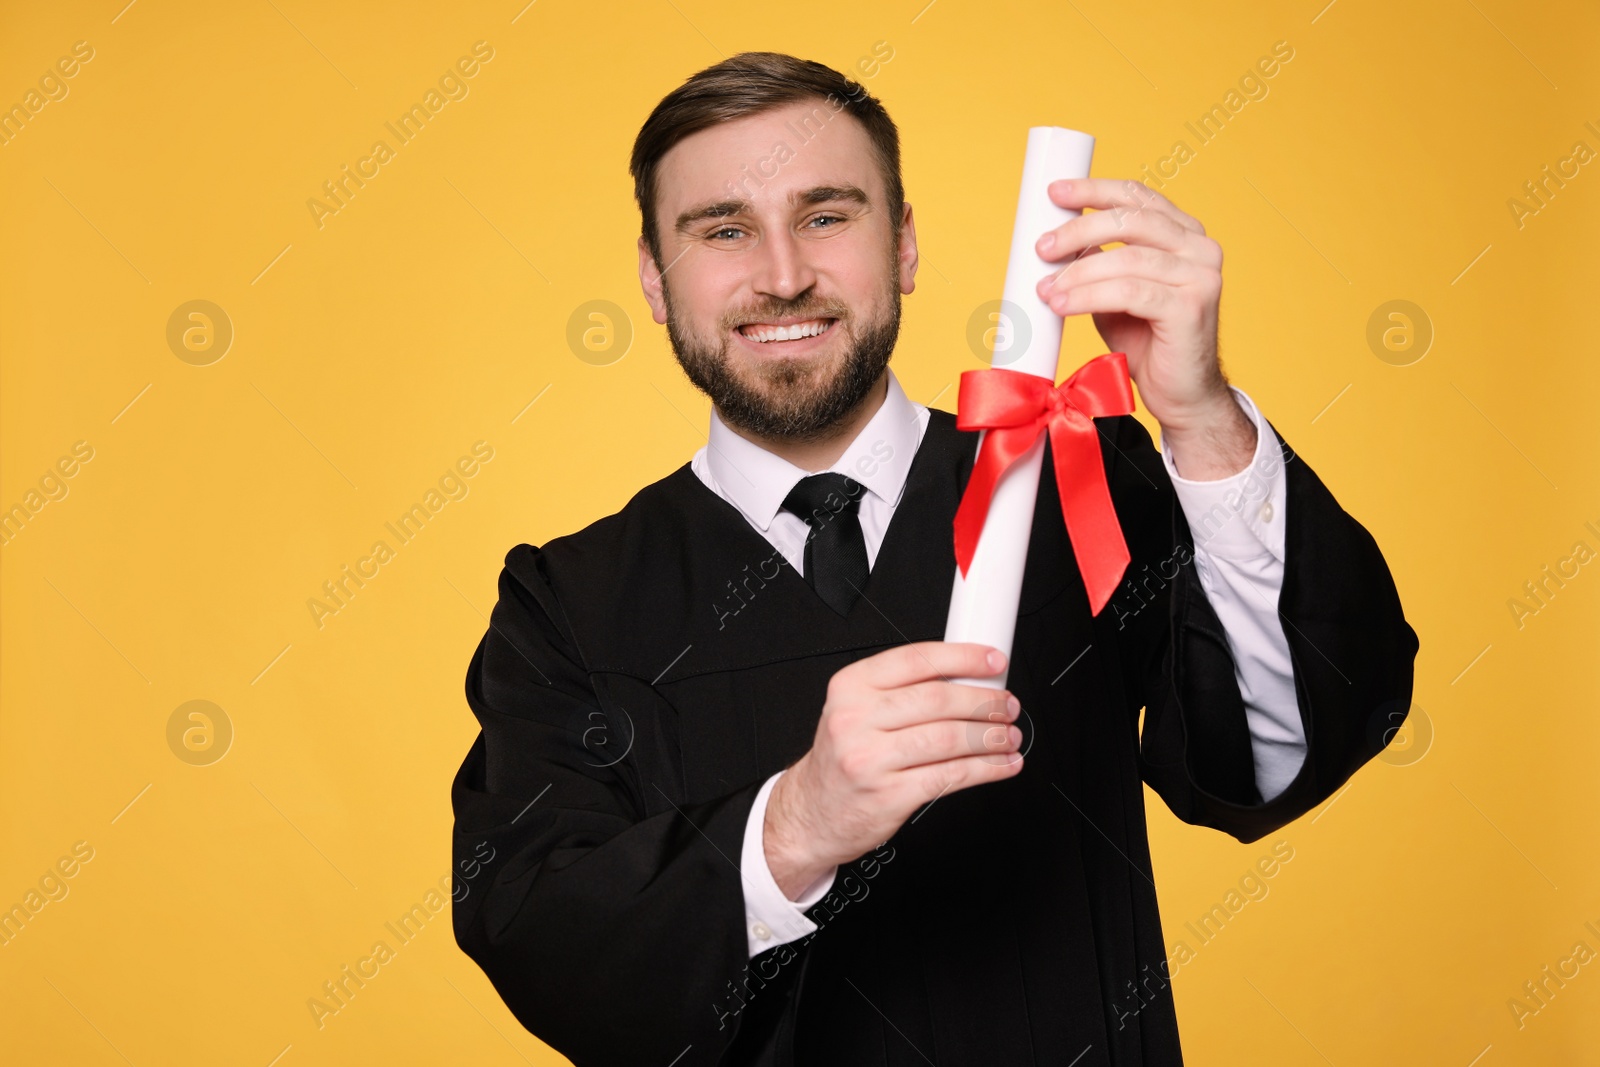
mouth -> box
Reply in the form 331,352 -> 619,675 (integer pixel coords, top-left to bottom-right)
733,317 -> 838,354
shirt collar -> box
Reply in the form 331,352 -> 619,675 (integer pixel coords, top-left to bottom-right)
705,367 -> 927,533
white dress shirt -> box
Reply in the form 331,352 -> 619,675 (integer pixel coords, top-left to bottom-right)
688,368 -> 1303,958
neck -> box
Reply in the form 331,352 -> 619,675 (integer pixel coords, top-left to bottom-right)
722,370 -> 890,473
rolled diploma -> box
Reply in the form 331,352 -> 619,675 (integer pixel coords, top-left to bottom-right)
943,126 -> 1096,689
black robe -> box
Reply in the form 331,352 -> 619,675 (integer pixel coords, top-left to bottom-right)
450,406 -> 1418,1066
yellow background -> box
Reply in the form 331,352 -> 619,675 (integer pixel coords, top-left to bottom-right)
3,0 -> 1597,1063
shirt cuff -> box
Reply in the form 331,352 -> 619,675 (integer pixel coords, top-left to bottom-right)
740,769 -> 838,957
1159,386 -> 1287,563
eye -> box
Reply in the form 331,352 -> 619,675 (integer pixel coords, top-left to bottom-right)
808,214 -> 847,229
707,226 -> 745,242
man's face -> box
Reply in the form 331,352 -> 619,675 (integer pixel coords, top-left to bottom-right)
639,98 -> 918,442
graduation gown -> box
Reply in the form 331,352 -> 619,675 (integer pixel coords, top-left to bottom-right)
450,407 -> 1418,1066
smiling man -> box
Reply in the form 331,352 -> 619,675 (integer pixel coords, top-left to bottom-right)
451,52 -> 1418,1066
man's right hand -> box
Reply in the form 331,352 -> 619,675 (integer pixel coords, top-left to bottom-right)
763,641 -> 1024,900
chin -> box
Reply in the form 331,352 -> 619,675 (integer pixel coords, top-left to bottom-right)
740,350 -> 844,393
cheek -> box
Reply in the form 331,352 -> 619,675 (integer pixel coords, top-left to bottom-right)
837,263 -> 896,316
832,240 -> 899,300
678,270 -> 748,327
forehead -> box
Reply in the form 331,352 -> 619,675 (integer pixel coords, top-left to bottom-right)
654,98 -> 883,220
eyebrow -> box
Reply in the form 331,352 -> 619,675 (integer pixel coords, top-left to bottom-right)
673,184 -> 872,234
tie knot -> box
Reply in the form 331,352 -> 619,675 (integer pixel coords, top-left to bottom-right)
781,472 -> 865,529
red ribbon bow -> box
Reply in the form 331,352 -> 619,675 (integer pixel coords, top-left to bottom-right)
953,352 -> 1136,616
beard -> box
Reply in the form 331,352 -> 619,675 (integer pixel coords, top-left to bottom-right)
662,266 -> 902,443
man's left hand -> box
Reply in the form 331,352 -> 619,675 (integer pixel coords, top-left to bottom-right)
1033,178 -> 1255,479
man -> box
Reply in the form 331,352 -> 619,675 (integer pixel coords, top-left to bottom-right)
450,51 -> 1417,1066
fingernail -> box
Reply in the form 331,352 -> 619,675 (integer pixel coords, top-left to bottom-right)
987,649 -> 1006,671
1008,726 -> 1022,746
1037,233 -> 1055,255
1006,695 -> 1020,715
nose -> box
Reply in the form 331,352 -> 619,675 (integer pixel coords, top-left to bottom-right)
747,225 -> 819,303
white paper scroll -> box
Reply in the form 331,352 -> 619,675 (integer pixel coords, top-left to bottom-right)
943,126 -> 1096,689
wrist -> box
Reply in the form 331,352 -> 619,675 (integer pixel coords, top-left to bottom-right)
765,759 -> 832,901
1153,379 -> 1236,435
1160,388 -> 1256,480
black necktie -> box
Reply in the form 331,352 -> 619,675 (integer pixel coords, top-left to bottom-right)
781,472 -> 870,616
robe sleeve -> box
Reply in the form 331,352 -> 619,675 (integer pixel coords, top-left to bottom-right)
1103,413 -> 1419,844
450,543 -> 760,1065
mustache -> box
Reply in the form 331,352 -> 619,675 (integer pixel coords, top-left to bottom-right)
726,303 -> 848,329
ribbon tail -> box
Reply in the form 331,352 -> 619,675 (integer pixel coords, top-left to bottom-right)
1047,417 -> 1130,615
952,443 -> 995,578
953,424 -> 1039,578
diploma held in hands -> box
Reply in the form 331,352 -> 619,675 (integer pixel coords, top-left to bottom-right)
943,127 -> 1136,688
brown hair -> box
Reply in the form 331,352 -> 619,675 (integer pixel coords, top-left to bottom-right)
629,51 -> 904,270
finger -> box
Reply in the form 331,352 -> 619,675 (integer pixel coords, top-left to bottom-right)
1047,178 -> 1206,235
1038,245 -> 1204,304
1043,241 -> 1102,273
867,680 -> 1017,731
896,751 -> 1025,809
878,717 -> 1023,773
1048,276 -> 1179,321
1037,204 -> 1195,263
849,641 -> 1005,691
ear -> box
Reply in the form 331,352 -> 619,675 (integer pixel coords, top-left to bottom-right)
897,201 -> 918,296
638,236 -> 669,325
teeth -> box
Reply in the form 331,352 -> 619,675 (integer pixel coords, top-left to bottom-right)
741,319 -> 831,343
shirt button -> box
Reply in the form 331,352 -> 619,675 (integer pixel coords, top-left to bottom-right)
1259,501 -> 1274,522
751,922 -> 772,941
